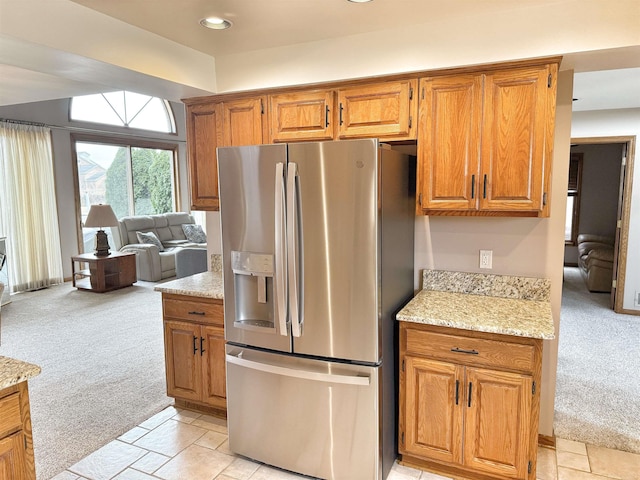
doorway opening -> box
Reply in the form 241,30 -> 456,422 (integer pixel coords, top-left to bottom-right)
564,136 -> 635,313
555,135 -> 640,454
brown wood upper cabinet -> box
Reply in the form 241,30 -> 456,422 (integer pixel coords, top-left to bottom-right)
269,90 -> 334,142
222,97 -> 267,147
417,64 -> 557,217
186,101 -> 224,211
337,80 -> 417,140
186,97 -> 266,211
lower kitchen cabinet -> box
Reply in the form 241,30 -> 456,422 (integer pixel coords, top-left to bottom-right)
399,322 -> 542,480
162,293 -> 226,414
0,381 -> 36,480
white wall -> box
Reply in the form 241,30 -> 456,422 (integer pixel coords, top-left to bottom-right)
0,99 -> 189,279
572,108 -> 640,312
0,0 -> 217,101
214,1 -> 640,93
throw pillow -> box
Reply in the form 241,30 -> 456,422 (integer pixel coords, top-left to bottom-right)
136,231 -> 164,251
182,224 -> 207,244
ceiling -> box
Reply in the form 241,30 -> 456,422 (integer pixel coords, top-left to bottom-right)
1,0 -> 639,110
68,0 -> 568,58
571,67 -> 640,111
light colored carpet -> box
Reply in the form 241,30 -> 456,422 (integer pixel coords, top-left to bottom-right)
555,267 -> 640,453
0,280 -> 172,479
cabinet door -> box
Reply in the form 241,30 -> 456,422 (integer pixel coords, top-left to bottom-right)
164,321 -> 202,402
186,102 -> 224,210
0,433 -> 27,480
337,80 -> 417,140
401,356 -> 463,464
480,66 -> 550,212
418,75 -> 482,212
222,97 -> 266,147
464,367 -> 532,479
269,90 -> 334,142
201,325 -> 226,408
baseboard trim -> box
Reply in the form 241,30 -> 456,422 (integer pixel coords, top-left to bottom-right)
538,433 -> 556,449
174,398 -> 227,419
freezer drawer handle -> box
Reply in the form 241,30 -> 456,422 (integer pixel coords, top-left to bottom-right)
226,354 -> 370,386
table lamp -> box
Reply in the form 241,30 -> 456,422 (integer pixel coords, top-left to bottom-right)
84,204 -> 119,257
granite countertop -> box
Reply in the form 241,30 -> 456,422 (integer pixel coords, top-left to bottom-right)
154,271 -> 224,299
0,356 -> 41,390
397,270 -> 555,339
154,253 -> 224,299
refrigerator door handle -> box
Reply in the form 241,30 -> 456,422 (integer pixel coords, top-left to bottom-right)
274,162 -> 288,336
226,353 -> 370,386
287,162 -> 302,338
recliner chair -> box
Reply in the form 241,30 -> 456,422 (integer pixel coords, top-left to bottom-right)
576,233 -> 614,292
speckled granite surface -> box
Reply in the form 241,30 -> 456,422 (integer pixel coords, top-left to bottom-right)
397,270 -> 555,339
210,253 -> 222,273
154,271 -> 224,299
154,254 -> 224,298
0,356 -> 41,389
423,269 -> 551,301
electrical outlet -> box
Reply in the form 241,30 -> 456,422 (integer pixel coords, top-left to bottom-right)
479,250 -> 492,269
635,291 -> 640,308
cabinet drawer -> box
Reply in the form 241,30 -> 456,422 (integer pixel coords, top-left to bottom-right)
0,392 -> 22,437
405,327 -> 535,373
163,298 -> 224,325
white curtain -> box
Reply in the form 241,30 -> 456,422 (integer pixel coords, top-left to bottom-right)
0,121 -> 64,292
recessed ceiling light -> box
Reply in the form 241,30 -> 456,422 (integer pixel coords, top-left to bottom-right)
348,0 -> 373,3
200,17 -> 232,30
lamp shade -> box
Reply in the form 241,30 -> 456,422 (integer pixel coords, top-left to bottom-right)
84,204 -> 118,228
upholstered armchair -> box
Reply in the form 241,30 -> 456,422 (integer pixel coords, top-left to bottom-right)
576,234 -> 615,292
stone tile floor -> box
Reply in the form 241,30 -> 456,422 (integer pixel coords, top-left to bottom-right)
51,406 -> 640,480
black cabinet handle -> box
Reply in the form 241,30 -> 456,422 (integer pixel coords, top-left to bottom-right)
483,174 -> 487,199
200,337 -> 205,356
471,175 -> 475,199
451,347 -> 479,355
193,336 -> 198,355
468,382 -> 473,407
455,380 -> 460,405
339,103 -> 344,126
325,106 -> 330,127
188,311 -> 205,316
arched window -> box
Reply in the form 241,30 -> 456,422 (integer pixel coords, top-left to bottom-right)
70,91 -> 176,133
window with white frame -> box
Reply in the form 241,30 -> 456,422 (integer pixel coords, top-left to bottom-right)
70,91 -> 176,134
73,138 -> 178,253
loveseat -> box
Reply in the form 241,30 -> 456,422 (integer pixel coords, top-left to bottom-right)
118,212 -> 206,281
577,233 -> 614,292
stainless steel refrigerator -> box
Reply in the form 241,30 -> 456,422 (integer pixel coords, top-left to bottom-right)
218,139 -> 414,480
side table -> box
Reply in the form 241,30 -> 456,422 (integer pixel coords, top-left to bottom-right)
71,251 -> 137,292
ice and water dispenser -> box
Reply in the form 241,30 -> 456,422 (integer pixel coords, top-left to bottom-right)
231,251 -> 275,331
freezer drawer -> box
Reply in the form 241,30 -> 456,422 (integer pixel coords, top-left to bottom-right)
226,345 -> 382,480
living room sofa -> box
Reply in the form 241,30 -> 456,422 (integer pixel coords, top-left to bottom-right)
118,212 -> 206,281
577,233 -> 615,293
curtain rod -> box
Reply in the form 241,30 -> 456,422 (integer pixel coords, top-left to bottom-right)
0,118 -> 47,127
0,117 -> 186,143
